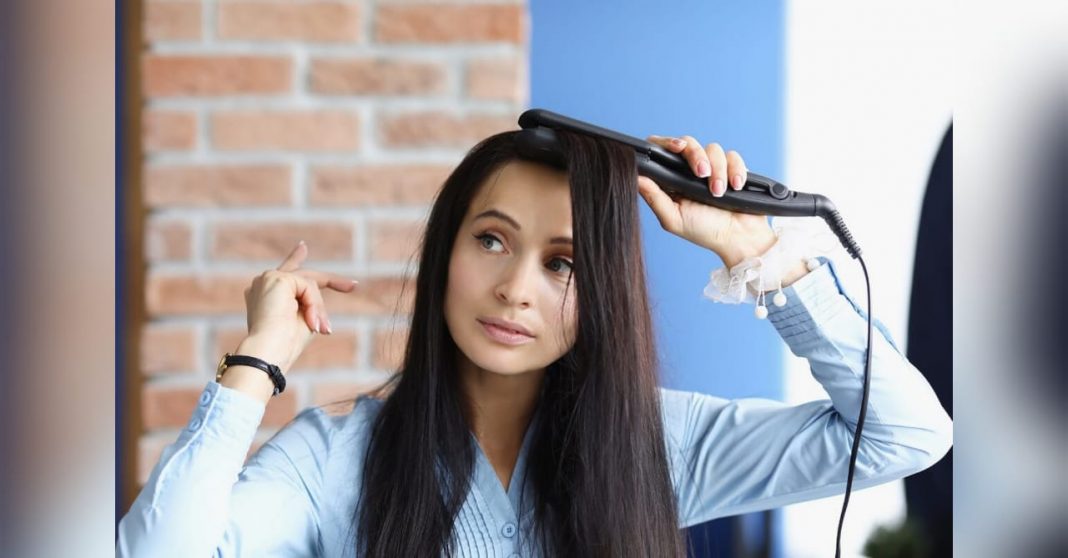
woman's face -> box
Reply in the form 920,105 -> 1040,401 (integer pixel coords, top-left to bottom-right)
444,160 -> 578,377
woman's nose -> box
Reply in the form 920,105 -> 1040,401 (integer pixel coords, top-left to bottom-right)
494,259 -> 536,308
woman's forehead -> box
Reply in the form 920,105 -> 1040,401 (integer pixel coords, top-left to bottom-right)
467,161 -> 572,229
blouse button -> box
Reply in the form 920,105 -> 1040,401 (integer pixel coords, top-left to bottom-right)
501,522 -> 517,538
188,417 -> 202,431
199,391 -> 212,406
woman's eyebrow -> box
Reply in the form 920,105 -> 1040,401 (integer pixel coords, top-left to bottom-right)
473,208 -> 572,245
474,208 -> 520,230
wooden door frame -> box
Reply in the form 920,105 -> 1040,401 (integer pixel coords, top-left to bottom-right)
117,0 -> 144,525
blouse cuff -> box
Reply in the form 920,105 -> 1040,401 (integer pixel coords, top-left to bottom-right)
765,256 -> 851,346
190,381 -> 267,446
766,256 -> 901,355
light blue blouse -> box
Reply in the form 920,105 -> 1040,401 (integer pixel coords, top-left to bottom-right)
116,259 -> 953,557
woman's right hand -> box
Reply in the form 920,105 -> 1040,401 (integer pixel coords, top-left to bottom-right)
238,241 -> 359,375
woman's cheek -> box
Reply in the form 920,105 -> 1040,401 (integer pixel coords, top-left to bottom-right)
450,246 -> 482,294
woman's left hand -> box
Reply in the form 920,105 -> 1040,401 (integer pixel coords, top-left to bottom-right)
636,135 -> 777,268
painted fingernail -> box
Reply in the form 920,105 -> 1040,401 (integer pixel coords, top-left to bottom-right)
324,318 -> 333,335
731,174 -> 743,189
313,317 -> 321,334
714,179 -> 725,196
697,161 -> 711,178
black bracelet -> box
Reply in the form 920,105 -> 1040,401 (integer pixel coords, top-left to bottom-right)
216,353 -> 286,396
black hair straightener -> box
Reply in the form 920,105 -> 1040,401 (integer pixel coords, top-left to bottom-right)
516,108 -> 862,260
516,108 -> 873,558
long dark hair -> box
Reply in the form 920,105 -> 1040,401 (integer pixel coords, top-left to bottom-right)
355,130 -> 684,557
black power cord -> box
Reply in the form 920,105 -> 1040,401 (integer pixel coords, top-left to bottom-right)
820,207 -> 871,558
833,253 -> 872,558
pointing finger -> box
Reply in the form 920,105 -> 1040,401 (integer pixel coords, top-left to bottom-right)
277,241 -> 308,272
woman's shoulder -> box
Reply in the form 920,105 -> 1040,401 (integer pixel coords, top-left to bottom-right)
314,392 -> 386,420
305,392 -> 387,438
260,392 -> 387,461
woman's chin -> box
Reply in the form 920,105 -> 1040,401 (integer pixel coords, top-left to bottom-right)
464,348 -> 541,377
471,358 -> 532,377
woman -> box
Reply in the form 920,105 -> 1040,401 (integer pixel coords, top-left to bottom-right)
117,130 -> 952,557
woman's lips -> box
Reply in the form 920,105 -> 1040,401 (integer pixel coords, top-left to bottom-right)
478,320 -> 535,345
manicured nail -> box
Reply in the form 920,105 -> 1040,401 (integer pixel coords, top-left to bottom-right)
671,138 -> 687,149
313,317 -> 321,334
351,280 -> 360,285
731,174 -> 743,189
697,161 -> 711,178
324,319 -> 333,334
713,179 -> 725,196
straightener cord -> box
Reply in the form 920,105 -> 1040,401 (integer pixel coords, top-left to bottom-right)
835,255 -> 873,558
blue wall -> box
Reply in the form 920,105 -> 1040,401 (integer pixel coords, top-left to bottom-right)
529,1 -> 787,554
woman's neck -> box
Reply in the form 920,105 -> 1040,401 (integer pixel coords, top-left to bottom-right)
458,361 -> 545,489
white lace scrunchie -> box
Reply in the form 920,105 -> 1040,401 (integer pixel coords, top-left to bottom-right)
702,217 -> 837,319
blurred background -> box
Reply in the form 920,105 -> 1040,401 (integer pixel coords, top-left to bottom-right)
0,0 -> 1063,557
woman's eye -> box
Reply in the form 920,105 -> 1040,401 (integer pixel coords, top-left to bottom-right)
475,233 -> 571,275
475,233 -> 504,252
547,257 -> 574,275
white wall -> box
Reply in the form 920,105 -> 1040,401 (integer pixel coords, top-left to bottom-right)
781,1 -> 953,556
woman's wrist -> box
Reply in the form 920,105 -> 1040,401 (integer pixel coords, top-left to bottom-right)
703,221 -> 824,314
235,334 -> 294,372
716,223 -> 817,291
716,228 -> 778,269
217,335 -> 293,405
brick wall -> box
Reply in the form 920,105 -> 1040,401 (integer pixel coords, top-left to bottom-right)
136,0 -> 529,488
